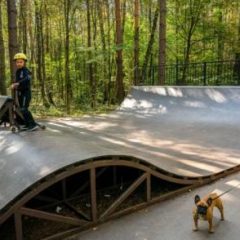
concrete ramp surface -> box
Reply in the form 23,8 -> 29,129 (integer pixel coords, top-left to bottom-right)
121,86 -> 240,121
1,86 -> 240,239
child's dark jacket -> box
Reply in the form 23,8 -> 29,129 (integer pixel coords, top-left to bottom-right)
16,67 -> 31,92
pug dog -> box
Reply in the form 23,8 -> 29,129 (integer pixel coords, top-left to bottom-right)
193,192 -> 224,233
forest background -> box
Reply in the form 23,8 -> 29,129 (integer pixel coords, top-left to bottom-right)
0,0 -> 240,115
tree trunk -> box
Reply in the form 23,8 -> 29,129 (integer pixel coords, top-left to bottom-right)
35,0 -> 49,107
0,0 -> 6,95
92,0 -> 98,107
141,6 -> 159,84
181,1 -> 203,85
6,0 -> 19,83
97,0 -> 108,103
147,0 -> 153,29
64,0 -> 72,113
133,0 -> 140,85
238,2 -> 240,50
121,0 -> 126,37
104,0 -> 113,105
234,4 -> 240,85
28,0 -> 36,82
44,2 -> 50,54
181,29 -> 193,85
19,0 -> 28,53
114,0 -> 125,104
216,5 -> 223,85
217,6 -> 224,62
86,0 -> 96,109
175,0 -> 180,85
158,0 -> 166,85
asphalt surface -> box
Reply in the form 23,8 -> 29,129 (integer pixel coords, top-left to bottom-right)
1,86 -> 240,214
66,171 -> 240,240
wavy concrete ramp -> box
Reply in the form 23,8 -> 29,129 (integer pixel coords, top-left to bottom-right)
1,86 -> 240,238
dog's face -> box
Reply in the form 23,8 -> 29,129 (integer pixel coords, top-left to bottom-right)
194,195 -> 213,218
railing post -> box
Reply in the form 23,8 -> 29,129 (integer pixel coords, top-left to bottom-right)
176,63 -> 179,85
238,61 -> 240,85
90,168 -> 97,222
15,212 -> 23,240
152,66 -> 155,85
203,62 -> 207,86
234,60 -> 240,85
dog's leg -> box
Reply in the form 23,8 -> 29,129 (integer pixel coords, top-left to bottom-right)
216,200 -> 224,220
208,219 -> 214,233
193,214 -> 198,231
219,206 -> 224,221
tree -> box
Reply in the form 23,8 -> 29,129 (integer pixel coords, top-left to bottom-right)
234,1 -> 240,84
64,0 -> 72,113
0,0 -> 6,95
158,0 -> 166,85
133,0 -> 140,85
35,0 -> 49,107
19,0 -> 28,53
86,0 -> 96,108
142,6 -> 159,84
177,0 -> 206,84
6,0 -> 19,82
115,0 -> 125,103
104,0 -> 114,104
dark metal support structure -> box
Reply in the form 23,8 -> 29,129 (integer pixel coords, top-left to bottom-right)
90,168 -> 97,222
146,173 -> 151,202
100,172 -> 147,220
1,157 -> 240,240
19,207 -> 86,226
14,213 -> 23,240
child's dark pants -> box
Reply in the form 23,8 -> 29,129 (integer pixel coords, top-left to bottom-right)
18,91 -> 36,127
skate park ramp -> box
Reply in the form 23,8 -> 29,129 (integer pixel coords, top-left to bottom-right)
1,86 -> 240,225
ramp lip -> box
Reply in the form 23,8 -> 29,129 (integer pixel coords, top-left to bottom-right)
132,86 -> 240,88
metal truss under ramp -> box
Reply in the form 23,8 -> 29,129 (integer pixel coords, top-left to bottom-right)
1,86 -> 240,239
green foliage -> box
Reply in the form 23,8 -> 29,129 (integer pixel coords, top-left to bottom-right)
1,0 -> 240,116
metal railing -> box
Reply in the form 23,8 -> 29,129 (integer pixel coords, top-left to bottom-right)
140,60 -> 240,86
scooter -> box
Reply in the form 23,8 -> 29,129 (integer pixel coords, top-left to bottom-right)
11,89 -> 46,133
0,92 -> 46,133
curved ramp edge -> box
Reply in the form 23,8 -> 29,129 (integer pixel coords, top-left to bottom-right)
1,154 -> 240,225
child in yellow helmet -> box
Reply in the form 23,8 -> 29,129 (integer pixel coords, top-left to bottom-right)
11,53 -> 38,131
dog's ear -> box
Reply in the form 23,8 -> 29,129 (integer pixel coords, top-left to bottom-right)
207,197 -> 213,206
194,195 -> 201,204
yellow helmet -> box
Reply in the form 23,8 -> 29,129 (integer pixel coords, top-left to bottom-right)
14,53 -> 27,61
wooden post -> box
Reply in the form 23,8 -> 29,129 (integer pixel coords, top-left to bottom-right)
90,168 -> 97,222
15,212 -> 23,240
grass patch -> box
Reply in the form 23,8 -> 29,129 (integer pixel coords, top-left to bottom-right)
30,103 -> 118,118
